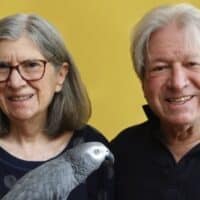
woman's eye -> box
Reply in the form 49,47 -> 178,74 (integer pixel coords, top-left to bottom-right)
23,60 -> 41,68
0,62 -> 9,69
26,62 -> 40,67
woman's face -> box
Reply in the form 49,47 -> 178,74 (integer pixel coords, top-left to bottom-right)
0,36 -> 67,123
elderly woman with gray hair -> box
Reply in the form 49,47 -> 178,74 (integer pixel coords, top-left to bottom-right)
0,14 -> 112,199
111,3 -> 200,200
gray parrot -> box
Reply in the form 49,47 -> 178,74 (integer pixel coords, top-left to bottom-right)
1,142 -> 114,200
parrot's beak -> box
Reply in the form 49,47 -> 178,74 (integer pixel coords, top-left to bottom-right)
102,152 -> 115,180
105,152 -> 115,165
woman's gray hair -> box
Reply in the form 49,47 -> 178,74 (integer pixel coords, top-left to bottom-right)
131,3 -> 200,80
0,13 -> 91,136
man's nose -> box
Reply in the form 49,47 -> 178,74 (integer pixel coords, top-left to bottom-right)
167,63 -> 189,90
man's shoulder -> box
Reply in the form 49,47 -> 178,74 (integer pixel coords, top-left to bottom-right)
112,120 -> 151,141
110,120 -> 154,152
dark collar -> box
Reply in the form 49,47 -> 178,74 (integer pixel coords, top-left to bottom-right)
142,104 -> 164,141
142,104 -> 158,122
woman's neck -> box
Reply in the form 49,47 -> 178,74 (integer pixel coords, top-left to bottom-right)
0,118 -> 74,161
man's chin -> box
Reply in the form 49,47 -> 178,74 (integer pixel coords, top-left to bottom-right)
161,115 -> 195,127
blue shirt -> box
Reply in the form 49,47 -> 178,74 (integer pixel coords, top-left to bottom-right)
0,125 -> 113,200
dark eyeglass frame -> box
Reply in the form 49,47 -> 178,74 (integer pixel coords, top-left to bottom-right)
0,59 -> 48,83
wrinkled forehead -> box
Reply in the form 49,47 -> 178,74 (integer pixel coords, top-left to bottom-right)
0,36 -> 44,62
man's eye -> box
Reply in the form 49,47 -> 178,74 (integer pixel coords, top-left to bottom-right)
151,65 -> 168,72
145,65 -> 170,77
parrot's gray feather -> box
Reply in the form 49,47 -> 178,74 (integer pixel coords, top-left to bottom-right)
1,142 -> 114,200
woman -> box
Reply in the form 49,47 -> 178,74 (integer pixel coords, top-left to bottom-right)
0,14 -> 112,199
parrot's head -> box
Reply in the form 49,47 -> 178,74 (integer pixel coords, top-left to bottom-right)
66,142 -> 114,182
84,142 -> 114,164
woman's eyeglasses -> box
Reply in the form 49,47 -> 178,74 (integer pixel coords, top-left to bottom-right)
0,59 -> 48,82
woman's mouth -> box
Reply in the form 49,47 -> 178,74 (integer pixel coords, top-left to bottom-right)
8,94 -> 34,101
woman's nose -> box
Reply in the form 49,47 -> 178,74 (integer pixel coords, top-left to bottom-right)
6,68 -> 27,88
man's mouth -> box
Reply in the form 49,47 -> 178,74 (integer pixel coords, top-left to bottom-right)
166,95 -> 194,104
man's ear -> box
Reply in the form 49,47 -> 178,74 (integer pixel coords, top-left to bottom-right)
55,62 -> 69,92
141,80 -> 147,99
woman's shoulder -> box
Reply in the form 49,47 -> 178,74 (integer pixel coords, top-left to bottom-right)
72,125 -> 109,147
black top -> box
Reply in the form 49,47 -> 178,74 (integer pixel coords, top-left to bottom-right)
111,105 -> 200,200
0,125 -> 113,200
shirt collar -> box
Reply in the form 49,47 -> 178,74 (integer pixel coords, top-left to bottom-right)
143,104 -> 159,122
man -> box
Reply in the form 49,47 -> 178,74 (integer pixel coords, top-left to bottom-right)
111,3 -> 200,200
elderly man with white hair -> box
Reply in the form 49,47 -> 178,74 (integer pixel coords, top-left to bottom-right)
111,3 -> 200,200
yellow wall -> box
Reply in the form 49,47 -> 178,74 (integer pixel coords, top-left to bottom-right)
1,0 -> 200,140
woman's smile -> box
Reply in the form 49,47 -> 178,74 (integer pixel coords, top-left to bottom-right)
8,94 -> 34,102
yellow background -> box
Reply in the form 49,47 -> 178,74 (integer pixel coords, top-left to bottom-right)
1,0 -> 200,140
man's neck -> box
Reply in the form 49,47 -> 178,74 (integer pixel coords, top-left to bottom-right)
161,123 -> 200,162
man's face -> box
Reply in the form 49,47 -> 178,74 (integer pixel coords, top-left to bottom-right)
143,22 -> 200,127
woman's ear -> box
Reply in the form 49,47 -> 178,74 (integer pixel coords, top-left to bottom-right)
55,62 -> 69,92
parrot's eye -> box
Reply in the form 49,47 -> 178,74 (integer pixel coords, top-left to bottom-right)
93,149 -> 100,155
